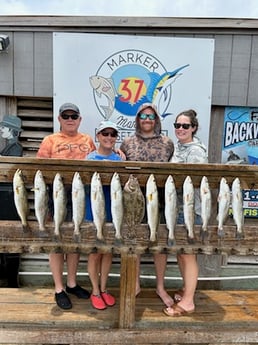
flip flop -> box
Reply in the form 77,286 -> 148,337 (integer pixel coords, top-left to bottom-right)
163,304 -> 195,317
173,289 -> 184,303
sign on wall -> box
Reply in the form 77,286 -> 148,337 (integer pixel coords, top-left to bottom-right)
222,106 -> 258,218
221,106 -> 258,165
53,32 -> 214,148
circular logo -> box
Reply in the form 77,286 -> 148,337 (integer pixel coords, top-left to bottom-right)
89,49 -> 172,119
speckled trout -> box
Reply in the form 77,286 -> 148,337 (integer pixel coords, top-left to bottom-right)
164,175 -> 177,246
110,172 -> 123,241
72,172 -> 85,241
183,175 -> 195,243
13,169 -> 29,232
200,175 -> 211,240
90,172 -> 105,241
217,177 -> 230,237
53,173 -> 67,239
146,174 -> 159,242
33,170 -> 48,233
231,177 -> 244,238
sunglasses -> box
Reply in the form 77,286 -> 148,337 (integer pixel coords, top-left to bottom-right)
100,131 -> 118,138
174,123 -> 192,129
60,113 -> 80,120
139,113 -> 156,120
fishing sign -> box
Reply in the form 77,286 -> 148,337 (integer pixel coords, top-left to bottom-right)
53,32 -> 214,148
221,106 -> 258,165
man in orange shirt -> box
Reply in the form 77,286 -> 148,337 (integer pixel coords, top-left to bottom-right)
37,103 -> 96,309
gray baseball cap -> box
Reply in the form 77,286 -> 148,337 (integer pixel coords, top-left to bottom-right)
59,103 -> 80,115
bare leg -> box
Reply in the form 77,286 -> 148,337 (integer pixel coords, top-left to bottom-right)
88,253 -> 101,295
99,253 -> 112,292
49,253 -> 65,293
166,254 -> 198,315
154,253 -> 173,307
66,253 -> 80,288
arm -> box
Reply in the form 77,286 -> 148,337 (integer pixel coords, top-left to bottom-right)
36,136 -> 52,158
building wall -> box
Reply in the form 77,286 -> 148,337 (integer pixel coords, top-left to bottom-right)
0,16 -> 258,107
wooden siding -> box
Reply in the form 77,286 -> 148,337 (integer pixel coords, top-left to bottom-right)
17,97 -> 53,157
0,17 -> 258,105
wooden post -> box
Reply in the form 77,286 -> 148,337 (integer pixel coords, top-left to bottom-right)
119,249 -> 137,328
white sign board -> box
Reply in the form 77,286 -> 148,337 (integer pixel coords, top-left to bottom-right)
53,32 -> 214,149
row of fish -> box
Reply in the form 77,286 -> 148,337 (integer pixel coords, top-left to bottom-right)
13,169 -> 244,244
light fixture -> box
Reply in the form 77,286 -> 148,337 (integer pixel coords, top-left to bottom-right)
0,35 -> 10,52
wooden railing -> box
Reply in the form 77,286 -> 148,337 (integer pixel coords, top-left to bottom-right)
0,157 -> 257,328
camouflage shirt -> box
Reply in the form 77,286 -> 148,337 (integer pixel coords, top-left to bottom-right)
120,103 -> 174,162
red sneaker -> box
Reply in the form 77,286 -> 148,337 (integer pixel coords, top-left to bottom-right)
101,291 -> 116,306
90,294 -> 106,310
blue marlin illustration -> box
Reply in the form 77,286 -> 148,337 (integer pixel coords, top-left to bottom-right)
147,64 -> 189,118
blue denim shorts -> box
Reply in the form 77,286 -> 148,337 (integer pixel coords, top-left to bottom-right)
177,212 -> 202,225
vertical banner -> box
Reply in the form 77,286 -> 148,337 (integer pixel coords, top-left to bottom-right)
222,106 -> 258,218
53,33 -> 214,149
221,107 -> 258,165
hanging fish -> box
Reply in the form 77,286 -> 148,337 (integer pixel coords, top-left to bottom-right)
217,177 -> 231,237
33,170 -> 48,235
200,176 -> 212,240
164,175 -> 177,246
90,172 -> 106,241
123,174 -> 145,240
231,177 -> 244,239
146,174 -> 159,242
53,173 -> 67,240
13,169 -> 29,232
72,172 -> 85,242
183,175 -> 195,243
110,172 -> 123,242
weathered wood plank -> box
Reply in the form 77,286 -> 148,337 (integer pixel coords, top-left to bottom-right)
0,222 -> 257,256
1,288 -> 258,344
1,16 -> 258,30
0,157 -> 257,188
119,251 -> 137,328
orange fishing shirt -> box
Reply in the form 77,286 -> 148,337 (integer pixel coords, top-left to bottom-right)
36,132 -> 96,159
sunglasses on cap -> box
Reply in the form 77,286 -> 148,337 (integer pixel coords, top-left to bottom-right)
60,113 -> 80,120
100,130 -> 118,138
174,123 -> 192,129
139,113 -> 156,120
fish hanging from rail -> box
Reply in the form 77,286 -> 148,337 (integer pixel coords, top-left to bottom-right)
231,177 -> 244,239
164,175 -> 177,246
123,174 -> 145,240
90,172 -> 106,242
217,177 -> 231,237
53,173 -> 67,240
72,172 -> 85,242
13,169 -> 29,232
200,175 -> 212,241
33,170 -> 48,236
146,174 -> 159,243
110,172 -> 124,243
183,175 -> 195,243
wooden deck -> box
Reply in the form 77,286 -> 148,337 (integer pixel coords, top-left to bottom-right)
1,287 -> 258,344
